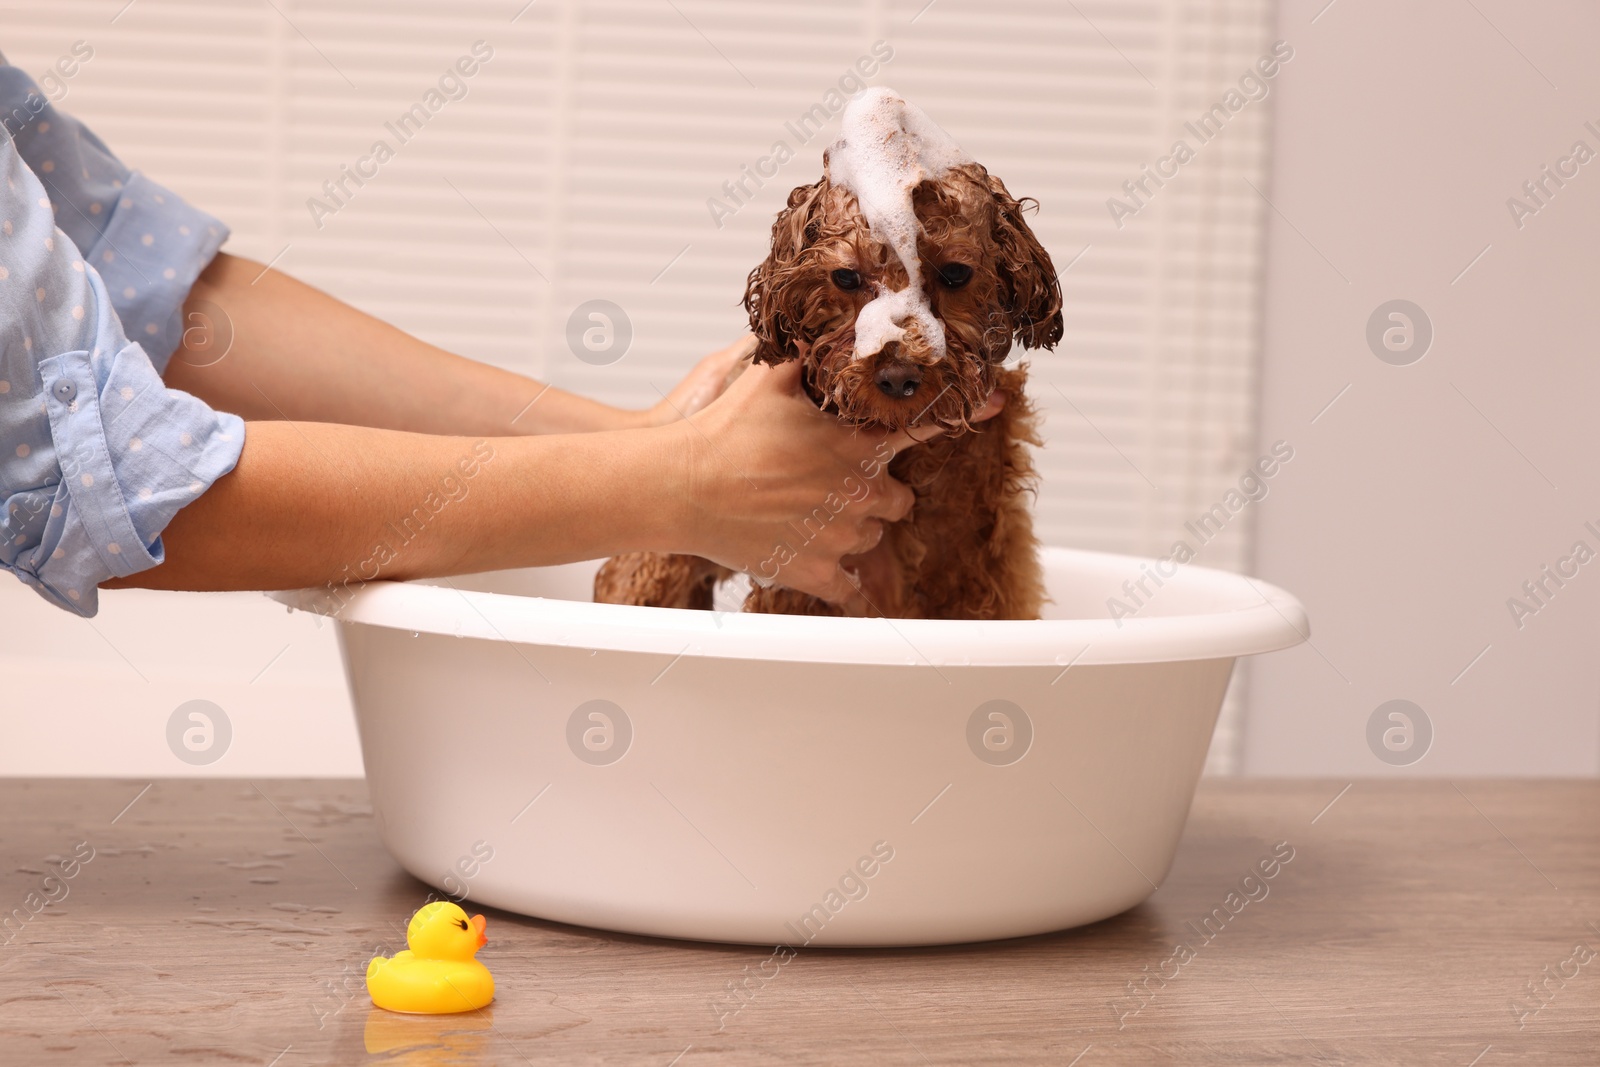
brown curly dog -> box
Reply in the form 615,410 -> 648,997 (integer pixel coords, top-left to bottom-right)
594,123 -> 1062,619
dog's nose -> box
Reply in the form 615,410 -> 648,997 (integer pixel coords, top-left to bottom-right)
875,362 -> 922,398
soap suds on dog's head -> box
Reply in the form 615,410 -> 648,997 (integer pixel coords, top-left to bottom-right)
824,87 -> 970,362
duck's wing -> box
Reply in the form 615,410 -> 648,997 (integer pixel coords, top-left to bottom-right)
366,949 -> 414,980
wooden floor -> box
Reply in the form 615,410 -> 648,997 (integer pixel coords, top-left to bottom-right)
0,779 -> 1595,1065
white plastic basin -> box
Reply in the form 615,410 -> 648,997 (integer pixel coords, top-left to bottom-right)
273,547 -> 1307,946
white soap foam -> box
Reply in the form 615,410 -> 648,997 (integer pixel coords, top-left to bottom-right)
824,87 -> 971,362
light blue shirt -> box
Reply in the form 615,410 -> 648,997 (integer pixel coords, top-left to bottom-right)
0,57 -> 243,616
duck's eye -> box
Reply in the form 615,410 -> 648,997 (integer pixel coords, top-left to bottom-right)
831,268 -> 862,291
937,263 -> 973,289
455,919 -> 469,930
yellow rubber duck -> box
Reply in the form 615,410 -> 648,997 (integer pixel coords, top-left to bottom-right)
366,901 -> 495,1013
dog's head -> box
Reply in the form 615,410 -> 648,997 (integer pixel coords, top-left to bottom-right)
742,160 -> 1062,433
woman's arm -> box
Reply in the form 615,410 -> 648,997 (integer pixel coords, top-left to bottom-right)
163,253 -> 745,436
0,64 -> 729,439
108,361 -> 926,613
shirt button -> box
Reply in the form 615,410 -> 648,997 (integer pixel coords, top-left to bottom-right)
52,380 -> 77,403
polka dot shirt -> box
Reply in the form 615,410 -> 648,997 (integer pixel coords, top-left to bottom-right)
0,58 -> 229,374
0,63 -> 242,616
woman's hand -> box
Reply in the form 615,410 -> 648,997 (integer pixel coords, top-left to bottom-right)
667,358 -> 1005,614
615,335 -> 755,429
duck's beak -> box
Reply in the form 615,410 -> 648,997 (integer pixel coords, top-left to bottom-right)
470,913 -> 488,949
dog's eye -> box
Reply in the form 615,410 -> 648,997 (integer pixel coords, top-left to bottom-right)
937,263 -> 973,289
831,268 -> 862,291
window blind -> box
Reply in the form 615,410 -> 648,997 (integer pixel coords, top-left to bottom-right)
0,0 -> 1276,774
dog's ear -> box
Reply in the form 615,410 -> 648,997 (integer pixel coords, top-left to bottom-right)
987,176 -> 1063,351
743,180 -> 827,365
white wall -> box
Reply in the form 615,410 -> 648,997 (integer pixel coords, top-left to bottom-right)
0,585 -> 360,775
0,0 -> 1278,775
1244,0 -> 1600,775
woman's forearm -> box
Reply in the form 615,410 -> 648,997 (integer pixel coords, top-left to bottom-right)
106,420 -> 688,592
162,253 -> 640,436
108,360 -> 932,611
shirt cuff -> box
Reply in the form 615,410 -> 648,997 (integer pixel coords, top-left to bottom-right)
0,61 -> 230,374
16,343 -> 244,616
88,172 -> 229,374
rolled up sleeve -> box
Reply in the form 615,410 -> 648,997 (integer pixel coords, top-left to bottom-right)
0,56 -> 229,373
1,131 -> 242,616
